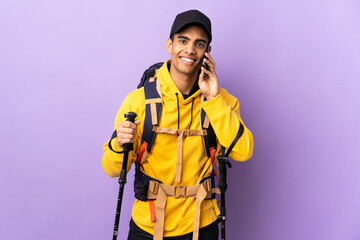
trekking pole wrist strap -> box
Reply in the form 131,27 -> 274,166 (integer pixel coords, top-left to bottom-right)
108,130 -> 124,154
222,122 -> 244,157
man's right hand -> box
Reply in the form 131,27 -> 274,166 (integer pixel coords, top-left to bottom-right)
116,120 -> 141,148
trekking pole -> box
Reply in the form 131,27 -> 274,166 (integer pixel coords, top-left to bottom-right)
112,112 -> 137,240
217,151 -> 232,240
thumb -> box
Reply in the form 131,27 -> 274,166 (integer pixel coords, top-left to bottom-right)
135,120 -> 141,125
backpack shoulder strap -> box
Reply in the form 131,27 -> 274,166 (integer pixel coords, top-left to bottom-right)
200,108 -> 216,157
200,95 -> 217,158
142,73 -> 163,154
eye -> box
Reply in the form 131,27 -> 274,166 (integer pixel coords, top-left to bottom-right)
196,42 -> 205,48
179,39 -> 187,44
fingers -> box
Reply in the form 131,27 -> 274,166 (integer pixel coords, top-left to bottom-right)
116,120 -> 141,147
200,53 -> 216,81
201,66 -> 212,77
204,52 -> 215,70
205,52 -> 214,63
202,60 -> 215,77
118,120 -> 137,129
117,133 -> 135,143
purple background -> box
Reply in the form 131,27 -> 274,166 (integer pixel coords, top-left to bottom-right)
1,0 -> 359,239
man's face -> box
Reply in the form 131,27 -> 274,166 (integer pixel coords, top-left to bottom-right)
166,25 -> 209,77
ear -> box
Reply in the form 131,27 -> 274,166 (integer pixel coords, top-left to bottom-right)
208,45 -> 212,53
166,38 -> 173,54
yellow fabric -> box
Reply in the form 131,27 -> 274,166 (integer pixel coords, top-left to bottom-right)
152,126 -> 207,183
102,60 -> 254,237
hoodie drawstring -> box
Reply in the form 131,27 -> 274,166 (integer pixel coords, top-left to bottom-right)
175,94 -> 195,131
175,93 -> 180,130
187,97 -> 195,130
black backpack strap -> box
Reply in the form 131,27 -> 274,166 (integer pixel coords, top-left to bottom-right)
142,77 -> 163,153
201,108 -> 217,157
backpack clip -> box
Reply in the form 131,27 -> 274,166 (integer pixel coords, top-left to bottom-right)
174,185 -> 187,198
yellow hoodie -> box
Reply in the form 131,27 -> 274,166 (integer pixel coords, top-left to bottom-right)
102,60 -> 254,237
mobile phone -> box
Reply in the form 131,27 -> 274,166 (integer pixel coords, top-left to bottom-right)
203,46 -> 209,78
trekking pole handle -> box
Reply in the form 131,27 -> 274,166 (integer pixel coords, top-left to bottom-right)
123,112 -> 137,152
217,156 -> 230,192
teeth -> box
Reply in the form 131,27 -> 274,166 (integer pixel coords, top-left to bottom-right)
181,57 -> 194,63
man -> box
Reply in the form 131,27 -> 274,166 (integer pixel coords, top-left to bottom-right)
102,10 -> 254,240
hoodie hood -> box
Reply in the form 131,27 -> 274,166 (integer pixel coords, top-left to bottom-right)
157,60 -> 202,105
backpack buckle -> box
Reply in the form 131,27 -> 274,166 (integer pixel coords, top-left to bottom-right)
174,185 -> 187,198
203,179 -> 211,192
148,180 -> 159,195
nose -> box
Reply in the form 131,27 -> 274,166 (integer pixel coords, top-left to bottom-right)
184,44 -> 196,54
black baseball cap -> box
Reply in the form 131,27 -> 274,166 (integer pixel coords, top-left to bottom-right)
170,10 -> 212,44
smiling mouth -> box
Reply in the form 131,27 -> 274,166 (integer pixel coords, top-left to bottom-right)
180,57 -> 195,64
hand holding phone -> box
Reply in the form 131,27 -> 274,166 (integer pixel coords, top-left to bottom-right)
199,51 -> 220,101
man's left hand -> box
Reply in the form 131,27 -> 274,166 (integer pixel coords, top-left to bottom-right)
198,52 -> 220,101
